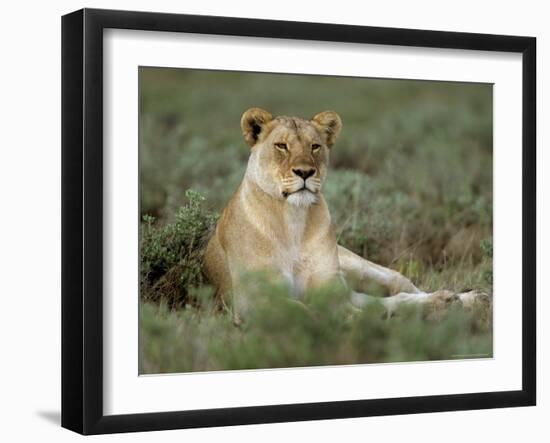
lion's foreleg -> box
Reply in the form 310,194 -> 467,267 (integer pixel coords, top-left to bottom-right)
351,289 -> 462,320
337,245 -> 420,295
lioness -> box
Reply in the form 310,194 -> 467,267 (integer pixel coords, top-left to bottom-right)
204,108 -> 482,324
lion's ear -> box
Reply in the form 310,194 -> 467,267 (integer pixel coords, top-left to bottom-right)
311,111 -> 342,147
241,108 -> 273,147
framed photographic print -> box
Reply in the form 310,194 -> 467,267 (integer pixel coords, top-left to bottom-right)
61,8 -> 536,435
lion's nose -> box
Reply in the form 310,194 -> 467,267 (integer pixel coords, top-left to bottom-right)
292,168 -> 316,179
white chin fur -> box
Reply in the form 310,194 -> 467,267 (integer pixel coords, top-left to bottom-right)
286,191 -> 318,207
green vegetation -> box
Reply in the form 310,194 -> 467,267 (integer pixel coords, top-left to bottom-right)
139,68 -> 493,373
140,190 -> 217,308
140,280 -> 491,374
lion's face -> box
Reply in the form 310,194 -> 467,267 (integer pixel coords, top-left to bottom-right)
241,108 -> 342,207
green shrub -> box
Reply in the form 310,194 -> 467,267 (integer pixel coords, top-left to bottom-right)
140,274 -> 492,373
140,189 -> 218,308
480,237 -> 493,285
480,237 -> 493,258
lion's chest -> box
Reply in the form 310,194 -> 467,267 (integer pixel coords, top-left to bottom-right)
276,208 -> 319,295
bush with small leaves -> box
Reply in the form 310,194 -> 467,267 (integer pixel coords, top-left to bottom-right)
140,189 -> 218,308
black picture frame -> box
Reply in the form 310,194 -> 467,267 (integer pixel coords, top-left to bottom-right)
61,8 -> 536,435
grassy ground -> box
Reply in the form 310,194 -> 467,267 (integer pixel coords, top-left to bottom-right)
139,67 -> 493,374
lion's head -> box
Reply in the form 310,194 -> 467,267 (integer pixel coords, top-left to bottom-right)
241,107 -> 342,207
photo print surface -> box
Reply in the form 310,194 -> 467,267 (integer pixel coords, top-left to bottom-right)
138,67 -> 493,374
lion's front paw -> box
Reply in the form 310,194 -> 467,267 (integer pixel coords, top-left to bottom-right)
457,289 -> 492,329
381,290 -> 453,318
421,290 -> 460,320
456,289 -> 491,310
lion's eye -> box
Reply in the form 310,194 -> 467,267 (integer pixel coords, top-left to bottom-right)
312,143 -> 322,152
274,143 -> 288,151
